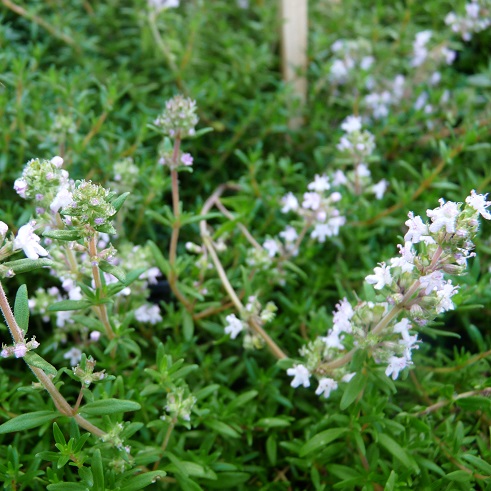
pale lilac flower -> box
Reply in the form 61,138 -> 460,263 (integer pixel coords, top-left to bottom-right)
355,163 -> 370,178
385,356 -> 408,380
341,115 -> 362,134
315,378 -> 338,398
435,281 -> 458,313
365,262 -> 392,290
390,242 -> 415,273
430,72 -> 441,86
341,372 -> 356,383
14,178 -> 28,198
63,347 -> 82,366
332,297 -> 354,333
311,223 -> 331,243
1,347 -> 9,358
224,314 -> 244,339
279,226 -> 298,243
286,364 -> 310,388
404,212 -> 429,244
308,174 -> 330,192
134,304 -> 163,324
0,221 -> 8,236
263,239 -> 279,258
466,190 -> 491,219
419,271 -> 445,295
90,331 -> 101,342
50,188 -> 74,213
51,156 -> 64,168
281,192 -> 299,213
393,318 -> 411,335
360,56 -> 374,70
181,153 -> 193,166
13,343 -> 27,358
427,199 -> 460,233
140,267 -> 161,285
442,47 -> 456,65
321,331 -> 345,350
372,179 -> 388,199
56,311 -> 73,328
414,92 -> 429,111
149,0 -> 179,10
332,170 -> 347,186
13,223 -> 49,260
302,192 -> 321,211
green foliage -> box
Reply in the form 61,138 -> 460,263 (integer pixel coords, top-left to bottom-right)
0,0 -> 490,490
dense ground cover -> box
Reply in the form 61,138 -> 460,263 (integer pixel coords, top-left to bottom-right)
0,0 -> 491,489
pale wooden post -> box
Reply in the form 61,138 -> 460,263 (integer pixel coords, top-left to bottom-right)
280,0 -> 308,129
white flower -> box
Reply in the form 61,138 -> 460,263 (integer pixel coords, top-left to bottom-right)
365,262 -> 392,290
311,223 -> 331,243
50,188 -> 74,213
308,174 -> 330,192
279,226 -> 298,243
263,239 -> 279,258
90,331 -> 101,342
332,297 -> 354,333
404,212 -> 430,244
321,331 -> 345,350
393,318 -> 411,335
13,223 -> 49,260
14,178 -> 28,198
315,378 -> 338,398
286,364 -> 310,388
466,190 -> 491,220
372,179 -> 388,200
224,314 -> 244,339
332,170 -> 347,186
280,192 -> 299,213
427,199 -> 460,234
51,156 -> 64,168
0,221 -> 8,236
341,115 -> 362,133
63,347 -> 82,366
390,242 -> 415,273
419,271 -> 445,295
385,356 -> 408,380
360,56 -> 374,70
302,192 -> 321,210
148,0 -> 179,10
13,343 -> 27,358
435,281 -> 458,313
134,304 -> 162,324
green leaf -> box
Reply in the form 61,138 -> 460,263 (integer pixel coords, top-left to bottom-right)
14,284 -> 29,334
299,428 -> 348,457
47,300 -> 92,312
180,212 -> 223,226
340,372 -> 366,410
24,352 -> 57,376
0,410 -> 58,434
378,434 -> 418,472
47,484 -> 89,491
99,260 -> 126,283
461,453 -> 491,474
118,471 -> 167,491
182,309 -> 194,341
92,449 -> 105,491
147,240 -> 170,275
3,258 -> 55,275
226,390 -> 258,411
79,399 -> 141,416
110,192 -> 130,213
266,435 -> 277,466
255,417 -> 292,429
42,229 -> 83,241
204,420 -> 241,439
444,470 -> 472,482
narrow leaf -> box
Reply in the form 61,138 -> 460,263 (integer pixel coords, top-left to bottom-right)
47,300 -> 92,312
111,192 -> 130,213
43,229 -> 83,241
14,284 -> 29,334
118,471 -> 167,491
0,410 -> 58,434
299,428 -> 348,457
92,449 -> 105,491
378,434 -> 418,472
24,352 -> 58,376
3,258 -> 55,274
99,260 -> 126,283
340,372 -> 366,410
79,399 -> 141,416
182,309 -> 194,341
147,240 -> 170,275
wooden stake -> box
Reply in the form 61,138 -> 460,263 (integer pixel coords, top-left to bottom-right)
280,0 -> 308,128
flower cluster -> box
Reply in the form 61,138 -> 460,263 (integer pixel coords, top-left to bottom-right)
62,180 -> 116,235
163,387 -> 197,422
1,337 -> 40,359
445,0 -> 491,41
328,38 -> 374,85
154,94 -> 199,138
287,191 -> 491,398
72,355 -> 106,386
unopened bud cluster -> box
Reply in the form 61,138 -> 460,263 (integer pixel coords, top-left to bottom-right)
154,95 -> 198,138
163,387 -> 197,422
72,355 -> 106,387
1,337 -> 40,359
